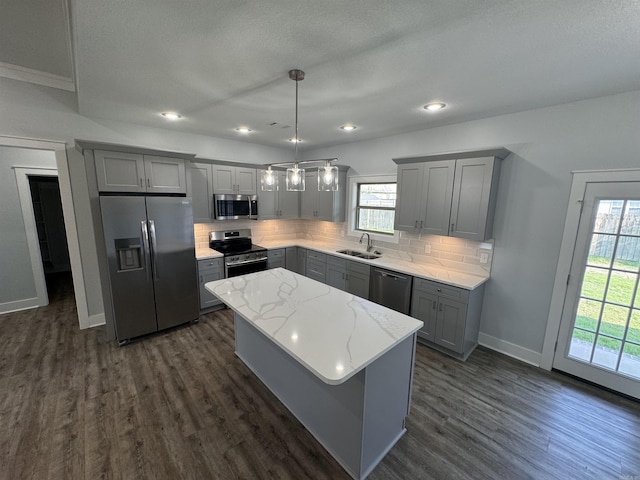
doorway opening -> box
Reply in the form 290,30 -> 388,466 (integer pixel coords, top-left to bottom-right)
28,175 -> 73,305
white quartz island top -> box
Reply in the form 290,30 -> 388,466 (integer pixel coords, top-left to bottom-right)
205,268 -> 423,385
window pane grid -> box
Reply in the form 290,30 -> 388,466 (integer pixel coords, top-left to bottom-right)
570,198 -> 640,375
356,182 -> 396,235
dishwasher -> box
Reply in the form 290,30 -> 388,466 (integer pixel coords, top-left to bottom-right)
369,267 -> 413,315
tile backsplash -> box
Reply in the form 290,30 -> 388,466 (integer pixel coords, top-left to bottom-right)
195,219 -> 493,276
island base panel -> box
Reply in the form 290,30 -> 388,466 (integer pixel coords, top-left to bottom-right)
233,313 -> 416,480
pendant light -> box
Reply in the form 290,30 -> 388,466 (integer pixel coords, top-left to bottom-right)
286,69 -> 305,191
318,160 -> 339,191
261,166 -> 278,191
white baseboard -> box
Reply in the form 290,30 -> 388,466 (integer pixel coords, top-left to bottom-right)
0,297 -> 43,315
478,332 -> 542,367
81,313 -> 106,330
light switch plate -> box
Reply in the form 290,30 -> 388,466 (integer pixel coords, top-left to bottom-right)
479,252 -> 489,264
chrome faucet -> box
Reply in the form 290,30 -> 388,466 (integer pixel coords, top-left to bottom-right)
359,233 -> 372,252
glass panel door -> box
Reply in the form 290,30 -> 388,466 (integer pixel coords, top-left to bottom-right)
555,183 -> 640,399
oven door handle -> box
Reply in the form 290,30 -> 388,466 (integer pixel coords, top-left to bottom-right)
226,257 -> 268,267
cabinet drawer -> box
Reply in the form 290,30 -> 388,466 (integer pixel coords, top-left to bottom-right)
198,258 -> 223,274
306,258 -> 326,282
268,249 -> 285,259
413,278 -> 469,302
347,260 -> 370,275
327,255 -> 346,269
307,250 -> 326,262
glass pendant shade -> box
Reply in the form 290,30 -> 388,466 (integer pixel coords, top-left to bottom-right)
318,163 -> 339,191
286,164 -> 305,191
261,167 -> 278,191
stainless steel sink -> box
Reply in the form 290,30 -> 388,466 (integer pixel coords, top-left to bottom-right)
336,249 -> 381,260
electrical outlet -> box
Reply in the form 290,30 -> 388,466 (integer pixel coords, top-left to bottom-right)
479,253 -> 489,264
425,243 -> 431,254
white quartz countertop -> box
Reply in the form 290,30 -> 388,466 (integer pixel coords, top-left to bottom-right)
197,239 -> 489,290
205,268 -> 423,385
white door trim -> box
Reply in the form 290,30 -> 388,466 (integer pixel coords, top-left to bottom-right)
1,136 -> 96,329
13,166 -> 58,309
541,168 -> 640,370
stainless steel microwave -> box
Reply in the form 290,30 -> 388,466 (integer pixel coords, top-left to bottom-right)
214,194 -> 258,220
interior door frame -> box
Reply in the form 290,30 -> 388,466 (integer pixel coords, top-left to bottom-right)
541,168 -> 640,370
2,135 -> 95,329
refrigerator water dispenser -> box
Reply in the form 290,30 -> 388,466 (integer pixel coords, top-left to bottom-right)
115,238 -> 142,271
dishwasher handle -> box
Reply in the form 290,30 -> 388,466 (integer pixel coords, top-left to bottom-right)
373,269 -> 408,281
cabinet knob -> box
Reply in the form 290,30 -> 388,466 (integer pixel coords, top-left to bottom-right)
147,178 -> 151,188
432,300 -> 436,310
437,288 -> 441,292
439,303 -> 443,312
139,178 -> 143,187
451,223 -> 455,232
414,220 -> 418,228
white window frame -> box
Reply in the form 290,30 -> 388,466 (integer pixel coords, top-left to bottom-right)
347,174 -> 400,244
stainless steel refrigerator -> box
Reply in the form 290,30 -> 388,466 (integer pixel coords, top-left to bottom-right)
100,195 -> 199,341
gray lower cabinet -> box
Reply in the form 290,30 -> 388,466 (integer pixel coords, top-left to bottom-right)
285,247 -> 297,272
346,261 -> 370,299
267,248 -> 286,269
326,256 -> 347,290
198,258 -> 224,310
306,251 -> 326,283
296,248 -> 307,276
411,277 -> 484,360
326,256 -> 371,299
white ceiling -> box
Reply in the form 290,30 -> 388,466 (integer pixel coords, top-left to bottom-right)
6,1 -> 640,150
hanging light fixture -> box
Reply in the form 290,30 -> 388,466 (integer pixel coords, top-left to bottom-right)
260,69 -> 340,192
318,160 -> 338,191
285,69 -> 306,191
261,166 -> 278,192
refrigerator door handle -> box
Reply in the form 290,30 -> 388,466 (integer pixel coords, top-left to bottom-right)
149,220 -> 159,280
141,220 -> 151,281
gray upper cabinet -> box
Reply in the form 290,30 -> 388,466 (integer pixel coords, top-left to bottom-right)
394,148 -> 508,241
258,171 -> 300,220
95,150 -> 146,193
190,162 -> 213,222
95,150 -> 187,194
143,155 -> 188,194
212,165 -> 257,195
300,169 -> 347,222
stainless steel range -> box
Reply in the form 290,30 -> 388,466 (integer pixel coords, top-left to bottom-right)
209,229 -> 268,278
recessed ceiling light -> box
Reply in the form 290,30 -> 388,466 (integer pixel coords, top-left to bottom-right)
423,102 -> 446,112
235,127 -> 252,134
340,124 -> 357,131
288,137 -> 303,143
161,111 -> 182,120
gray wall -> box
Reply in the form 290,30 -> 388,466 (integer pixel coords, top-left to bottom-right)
306,90 -> 640,358
0,146 -> 57,306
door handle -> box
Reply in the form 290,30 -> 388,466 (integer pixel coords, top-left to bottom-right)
139,178 -> 143,188
147,178 -> 151,188
451,222 -> 455,232
141,220 -> 150,281
415,220 -> 418,228
420,220 -> 423,229
432,300 -> 436,310
439,302 -> 443,312
149,220 -> 159,280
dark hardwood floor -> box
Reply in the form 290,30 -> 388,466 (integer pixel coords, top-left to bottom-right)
1,279 -> 639,479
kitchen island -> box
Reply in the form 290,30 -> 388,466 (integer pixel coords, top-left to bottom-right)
205,268 -> 423,480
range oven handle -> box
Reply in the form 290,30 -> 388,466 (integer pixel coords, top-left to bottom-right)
226,257 -> 268,267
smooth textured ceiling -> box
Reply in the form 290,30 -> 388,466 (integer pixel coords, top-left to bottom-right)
69,0 -> 640,150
